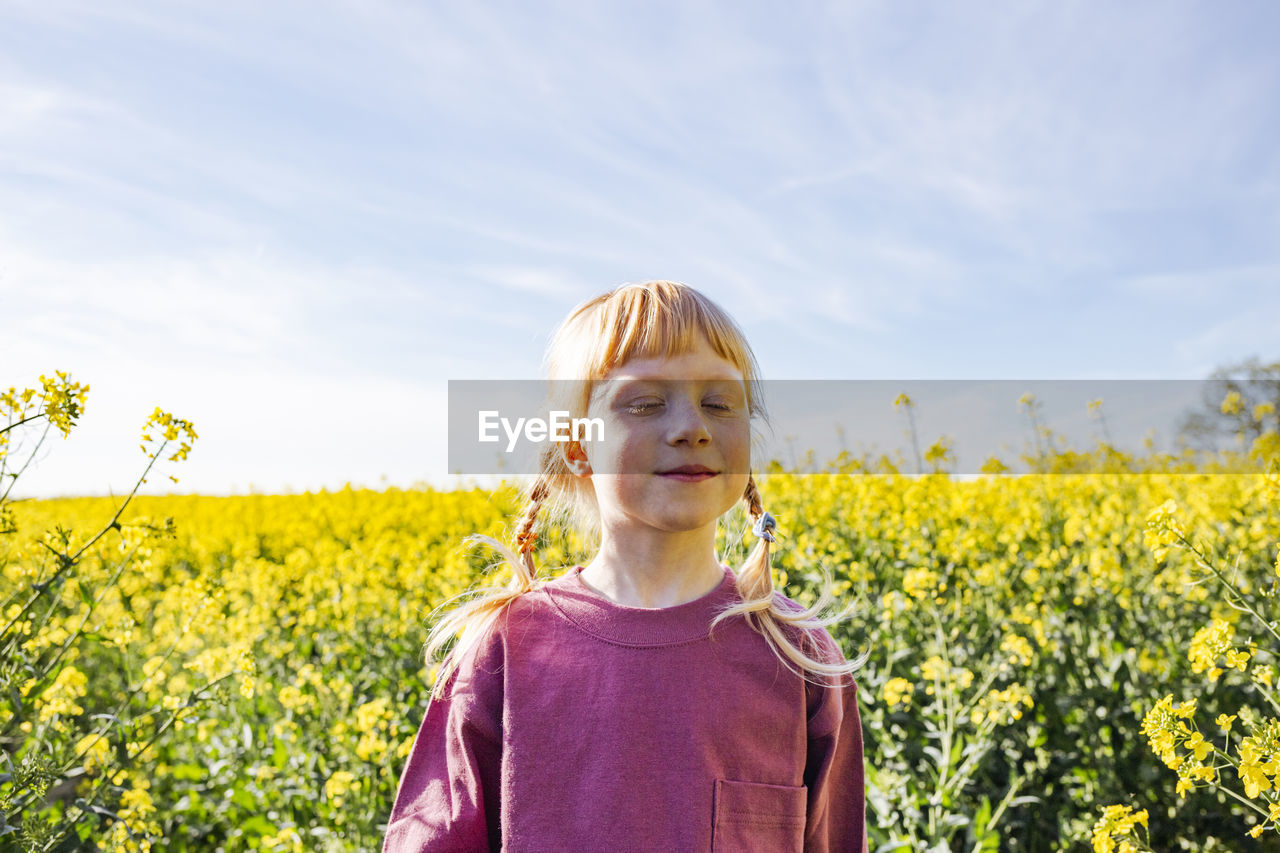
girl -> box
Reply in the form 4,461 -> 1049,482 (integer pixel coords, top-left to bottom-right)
383,281 -> 866,852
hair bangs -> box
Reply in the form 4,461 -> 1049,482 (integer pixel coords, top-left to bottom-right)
550,281 -> 763,417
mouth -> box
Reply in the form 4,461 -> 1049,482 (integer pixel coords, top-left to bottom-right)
658,465 -> 718,481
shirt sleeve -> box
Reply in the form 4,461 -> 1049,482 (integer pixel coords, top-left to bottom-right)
382,629 -> 505,853
802,630 -> 867,853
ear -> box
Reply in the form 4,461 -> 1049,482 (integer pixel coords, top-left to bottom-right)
561,440 -> 593,477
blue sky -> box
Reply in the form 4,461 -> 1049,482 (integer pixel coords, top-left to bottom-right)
3,1 -> 1279,496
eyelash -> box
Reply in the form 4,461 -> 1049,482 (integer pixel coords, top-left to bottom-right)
626,400 -> 736,414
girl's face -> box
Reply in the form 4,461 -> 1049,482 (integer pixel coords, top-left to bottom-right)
569,335 -> 752,540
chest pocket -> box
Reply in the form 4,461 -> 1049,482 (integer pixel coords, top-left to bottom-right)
711,778 -> 807,852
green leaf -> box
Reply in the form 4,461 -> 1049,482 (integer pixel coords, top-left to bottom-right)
272,736 -> 288,769
240,815 -> 276,836
974,796 -> 992,831
170,764 -> 205,781
230,787 -> 257,810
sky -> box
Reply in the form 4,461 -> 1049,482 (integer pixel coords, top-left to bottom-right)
3,0 -> 1279,497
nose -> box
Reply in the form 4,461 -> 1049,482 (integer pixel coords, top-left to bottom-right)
666,395 -> 712,446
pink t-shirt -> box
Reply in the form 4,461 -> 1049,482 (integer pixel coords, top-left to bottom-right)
383,565 -> 865,852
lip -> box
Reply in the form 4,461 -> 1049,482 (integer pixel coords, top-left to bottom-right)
658,465 -> 718,481
659,465 -> 717,475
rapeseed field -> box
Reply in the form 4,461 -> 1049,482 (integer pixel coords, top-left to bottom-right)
4,375 -> 1279,851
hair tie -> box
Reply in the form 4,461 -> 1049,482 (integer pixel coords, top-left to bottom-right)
752,511 -> 777,543
516,529 -> 537,554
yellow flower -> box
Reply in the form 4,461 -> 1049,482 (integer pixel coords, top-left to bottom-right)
325,770 -> 358,808
1144,498 -> 1186,551
76,733 -> 111,775
278,685 -> 308,712
1240,756 -> 1274,798
924,437 -> 953,468
37,666 -> 89,723
1091,805 -> 1148,853
260,828 -> 304,852
1141,695 -> 1188,767
1185,731 -> 1212,762
355,696 -> 392,734
883,677 -> 912,708
1001,634 -> 1035,666
921,655 -> 947,686
1242,720 -> 1280,779
980,456 -> 1009,475
902,567 -> 943,600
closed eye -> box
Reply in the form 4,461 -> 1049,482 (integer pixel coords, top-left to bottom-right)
702,396 -> 741,413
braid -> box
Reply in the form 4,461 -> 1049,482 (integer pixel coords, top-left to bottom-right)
514,478 -> 551,580
736,473 -> 774,602
743,473 -> 764,519
712,472 -> 863,684
424,476 -> 554,700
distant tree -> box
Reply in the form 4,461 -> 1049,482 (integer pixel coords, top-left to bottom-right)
1177,356 -> 1280,451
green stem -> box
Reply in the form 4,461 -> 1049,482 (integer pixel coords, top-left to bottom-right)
0,438 -> 168,646
3,673 -> 234,825
981,770 -> 1027,844
0,539 -> 149,742
0,420 -> 53,506
0,412 -> 48,437
1181,535 -> 1280,646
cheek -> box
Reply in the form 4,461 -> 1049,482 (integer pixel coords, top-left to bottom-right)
583,425 -> 643,477
721,422 -> 752,471
724,471 -> 750,509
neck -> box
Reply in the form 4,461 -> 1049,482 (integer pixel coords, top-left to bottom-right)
579,525 -> 725,609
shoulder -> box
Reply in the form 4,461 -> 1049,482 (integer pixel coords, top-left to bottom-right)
456,573 -> 568,644
436,595 -> 527,700
764,592 -> 860,730
448,577 -> 562,670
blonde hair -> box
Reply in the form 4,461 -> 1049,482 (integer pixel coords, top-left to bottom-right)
426,280 -> 861,697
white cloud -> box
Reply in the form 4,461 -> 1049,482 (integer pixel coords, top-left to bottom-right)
7,364 -> 450,498
3,0 -> 1280,492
